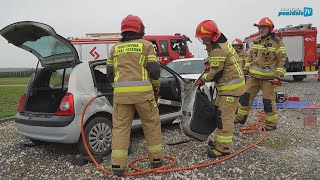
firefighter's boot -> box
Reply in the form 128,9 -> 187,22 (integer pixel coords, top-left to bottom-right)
207,148 -> 230,158
112,169 -> 125,176
208,140 -> 215,148
264,124 -> 277,131
234,114 -> 248,124
151,158 -> 163,168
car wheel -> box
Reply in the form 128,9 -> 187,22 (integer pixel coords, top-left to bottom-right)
77,116 -> 112,156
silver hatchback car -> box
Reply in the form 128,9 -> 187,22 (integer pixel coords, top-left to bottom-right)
1,21 -> 217,156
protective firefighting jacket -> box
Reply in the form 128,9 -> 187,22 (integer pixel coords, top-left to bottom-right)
244,34 -> 287,79
107,39 -> 160,104
237,49 -> 249,69
201,41 -> 245,97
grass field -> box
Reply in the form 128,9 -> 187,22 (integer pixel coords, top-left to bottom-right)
0,77 -> 30,85
0,86 -> 25,118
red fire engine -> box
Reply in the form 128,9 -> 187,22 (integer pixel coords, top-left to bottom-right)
244,24 -> 318,81
68,33 -> 193,64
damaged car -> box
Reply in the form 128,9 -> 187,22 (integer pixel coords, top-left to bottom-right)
0,21 -> 217,156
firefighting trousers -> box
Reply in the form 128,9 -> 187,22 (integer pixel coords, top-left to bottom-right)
235,78 -> 278,128
212,95 -> 239,153
111,98 -> 163,170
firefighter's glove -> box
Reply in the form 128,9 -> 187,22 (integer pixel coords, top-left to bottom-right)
271,78 -> 281,86
153,86 -> 160,97
195,79 -> 205,86
243,69 -> 249,75
204,62 -> 210,72
274,72 -> 285,79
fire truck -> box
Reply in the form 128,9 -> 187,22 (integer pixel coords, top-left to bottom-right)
244,24 -> 318,81
68,33 -> 193,64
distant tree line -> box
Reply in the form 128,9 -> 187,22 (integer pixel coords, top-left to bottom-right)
0,70 -> 35,78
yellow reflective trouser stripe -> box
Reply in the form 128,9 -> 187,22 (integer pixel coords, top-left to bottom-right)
114,57 -> 120,83
114,42 -> 143,56
216,79 -> 245,91
107,59 -> 114,65
114,85 -> 153,93
265,114 -> 278,122
237,109 -> 248,115
231,56 -> 243,77
249,69 -> 275,77
148,143 -> 163,153
215,135 -> 233,143
112,150 -> 128,158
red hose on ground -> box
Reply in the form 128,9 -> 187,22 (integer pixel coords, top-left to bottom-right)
81,96 -> 267,177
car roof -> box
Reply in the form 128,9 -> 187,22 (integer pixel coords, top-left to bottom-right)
170,58 -> 205,63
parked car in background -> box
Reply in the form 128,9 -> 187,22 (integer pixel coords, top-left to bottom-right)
163,58 -> 216,101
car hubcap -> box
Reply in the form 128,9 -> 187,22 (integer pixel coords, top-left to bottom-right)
89,123 -> 112,153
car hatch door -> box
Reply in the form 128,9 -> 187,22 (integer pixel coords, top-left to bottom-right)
180,73 -> 218,141
0,21 -> 79,69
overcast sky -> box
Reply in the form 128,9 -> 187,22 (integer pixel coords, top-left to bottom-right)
0,0 -> 318,68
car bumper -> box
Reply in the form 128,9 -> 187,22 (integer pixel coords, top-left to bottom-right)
15,113 -> 75,127
15,113 -> 81,143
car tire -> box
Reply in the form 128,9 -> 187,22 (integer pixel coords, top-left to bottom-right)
77,116 -> 112,157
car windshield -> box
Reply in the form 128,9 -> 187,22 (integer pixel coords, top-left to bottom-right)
170,39 -> 187,55
161,60 -> 204,77
23,36 -> 72,58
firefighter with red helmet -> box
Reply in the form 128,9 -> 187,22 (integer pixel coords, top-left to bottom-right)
232,38 -> 249,69
195,20 -> 245,158
106,15 -> 163,176
235,17 -> 287,131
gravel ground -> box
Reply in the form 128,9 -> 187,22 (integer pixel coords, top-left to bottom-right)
0,77 -> 319,180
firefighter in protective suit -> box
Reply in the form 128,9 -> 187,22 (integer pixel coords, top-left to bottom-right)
235,17 -> 287,131
195,20 -> 245,158
232,38 -> 249,69
106,15 -> 163,176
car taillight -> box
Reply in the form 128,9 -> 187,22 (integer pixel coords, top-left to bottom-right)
55,93 -> 75,116
18,93 -> 27,113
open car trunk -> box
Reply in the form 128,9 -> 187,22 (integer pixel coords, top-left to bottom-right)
24,68 -> 70,114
